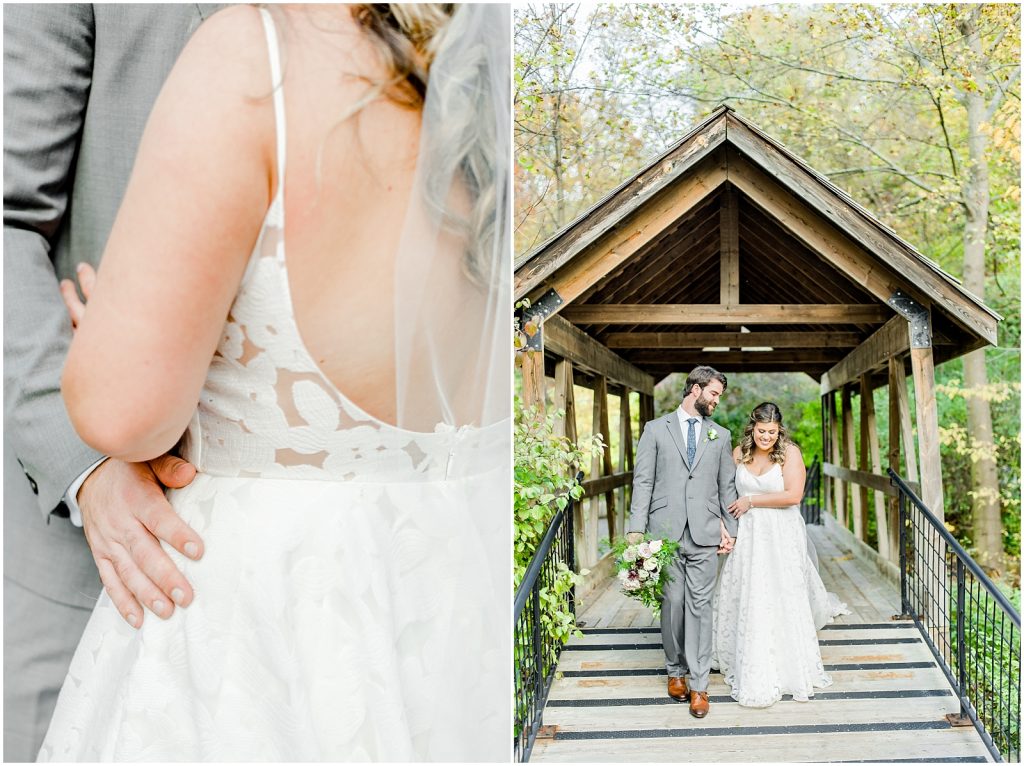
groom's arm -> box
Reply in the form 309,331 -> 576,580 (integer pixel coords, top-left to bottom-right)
3,4 -> 105,517
718,433 -> 739,539
4,5 -> 204,629
627,420 -> 657,534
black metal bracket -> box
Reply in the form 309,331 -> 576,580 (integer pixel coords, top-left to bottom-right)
887,290 -> 931,349
518,289 -> 564,351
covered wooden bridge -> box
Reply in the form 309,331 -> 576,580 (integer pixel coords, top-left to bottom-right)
513,107 -> 1016,762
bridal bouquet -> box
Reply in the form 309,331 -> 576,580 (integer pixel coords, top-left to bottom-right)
611,532 -> 679,618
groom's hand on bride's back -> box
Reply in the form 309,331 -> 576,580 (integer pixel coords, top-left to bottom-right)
77,455 -> 203,629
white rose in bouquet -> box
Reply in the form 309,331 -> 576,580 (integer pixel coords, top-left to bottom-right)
638,542 -> 652,558
623,546 -> 638,563
617,568 -> 630,582
638,569 -> 649,581
649,539 -> 663,553
643,557 -> 659,571
623,574 -> 642,591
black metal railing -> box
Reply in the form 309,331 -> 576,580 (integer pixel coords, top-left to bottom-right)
513,473 -> 581,762
889,469 -> 1021,763
800,456 -> 822,525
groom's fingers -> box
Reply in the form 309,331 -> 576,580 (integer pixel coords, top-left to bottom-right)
77,458 -> 197,624
129,503 -> 196,609
59,279 -> 85,328
108,539 -> 178,619
95,557 -> 143,628
75,262 -> 97,300
145,454 -> 204,561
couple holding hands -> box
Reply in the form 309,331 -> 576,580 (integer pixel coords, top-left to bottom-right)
627,366 -> 849,717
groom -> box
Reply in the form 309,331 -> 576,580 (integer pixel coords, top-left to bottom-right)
627,365 -> 738,718
4,6 -> 221,759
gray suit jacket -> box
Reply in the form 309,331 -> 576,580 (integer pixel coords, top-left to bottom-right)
3,3 -> 220,607
627,412 -> 739,547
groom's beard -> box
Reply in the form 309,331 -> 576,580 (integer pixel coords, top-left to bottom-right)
694,394 -> 716,417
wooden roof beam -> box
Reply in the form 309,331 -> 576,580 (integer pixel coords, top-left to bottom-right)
647,363 -> 831,375
544,315 -> 655,396
525,156 -> 728,310
625,350 -> 845,365
606,331 -> 863,349
562,304 -> 891,325
726,147 -> 997,346
516,113 -> 728,298
820,316 -> 910,394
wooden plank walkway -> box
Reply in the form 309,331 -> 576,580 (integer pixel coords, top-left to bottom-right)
530,525 -> 995,763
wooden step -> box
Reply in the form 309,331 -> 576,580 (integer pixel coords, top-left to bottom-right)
530,726 -> 993,762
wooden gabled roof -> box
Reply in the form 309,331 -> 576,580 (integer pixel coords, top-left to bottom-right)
516,107 -> 1000,386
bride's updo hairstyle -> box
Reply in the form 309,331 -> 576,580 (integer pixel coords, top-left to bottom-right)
351,4 -> 454,106
738,402 -> 790,466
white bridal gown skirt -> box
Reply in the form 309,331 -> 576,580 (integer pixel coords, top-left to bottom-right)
37,468 -> 508,762
712,465 -> 849,707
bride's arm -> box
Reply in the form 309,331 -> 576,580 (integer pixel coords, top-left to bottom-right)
62,6 -> 274,462
731,443 -> 806,516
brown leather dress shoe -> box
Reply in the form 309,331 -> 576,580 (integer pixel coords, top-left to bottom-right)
667,676 -> 689,701
689,690 -> 710,718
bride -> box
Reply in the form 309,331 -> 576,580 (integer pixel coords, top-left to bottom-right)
38,4 -> 509,761
712,402 -> 849,708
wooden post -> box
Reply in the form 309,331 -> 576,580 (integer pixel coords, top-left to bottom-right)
822,395 -> 834,520
886,359 -> 902,564
639,393 -> 655,431
841,385 -> 863,537
857,380 -> 871,542
888,298 -> 944,648
828,392 -> 845,526
861,375 -> 890,561
618,389 -> 634,539
521,351 -> 546,413
720,186 -> 740,305
911,346 -> 945,520
553,359 -> 574,438
893,358 -> 919,483
592,376 -> 616,542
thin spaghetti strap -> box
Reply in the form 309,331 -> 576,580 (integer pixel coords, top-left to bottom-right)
258,7 -> 287,225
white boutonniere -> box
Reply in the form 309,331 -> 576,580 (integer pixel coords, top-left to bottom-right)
707,430 -> 719,442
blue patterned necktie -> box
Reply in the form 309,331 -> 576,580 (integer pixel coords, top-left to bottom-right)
686,417 -> 697,465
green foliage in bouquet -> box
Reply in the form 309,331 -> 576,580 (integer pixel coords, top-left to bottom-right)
609,532 -> 680,619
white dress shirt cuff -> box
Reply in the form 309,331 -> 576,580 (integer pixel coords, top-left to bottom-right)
63,457 -> 109,527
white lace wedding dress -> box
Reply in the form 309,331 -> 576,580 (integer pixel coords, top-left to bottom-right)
37,12 -> 507,762
712,462 -> 849,708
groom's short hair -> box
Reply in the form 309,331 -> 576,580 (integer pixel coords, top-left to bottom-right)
685,365 -> 727,394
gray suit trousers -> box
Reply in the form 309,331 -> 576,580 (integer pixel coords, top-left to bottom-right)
661,525 -> 719,691
4,579 -> 93,763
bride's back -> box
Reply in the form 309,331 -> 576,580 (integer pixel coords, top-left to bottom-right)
269,5 -> 451,427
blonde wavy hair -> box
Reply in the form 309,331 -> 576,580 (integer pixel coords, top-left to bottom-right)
738,402 -> 790,465
351,4 -> 454,107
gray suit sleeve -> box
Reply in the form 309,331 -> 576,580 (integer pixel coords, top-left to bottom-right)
719,431 -> 739,538
627,419 -> 657,534
4,4 -> 104,517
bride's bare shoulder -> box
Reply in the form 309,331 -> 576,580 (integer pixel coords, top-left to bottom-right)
732,445 -> 743,463
783,441 -> 804,464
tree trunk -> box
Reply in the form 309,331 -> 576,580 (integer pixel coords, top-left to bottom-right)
958,8 -> 1004,565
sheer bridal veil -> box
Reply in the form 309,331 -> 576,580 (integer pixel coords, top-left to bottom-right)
391,3 -> 511,432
